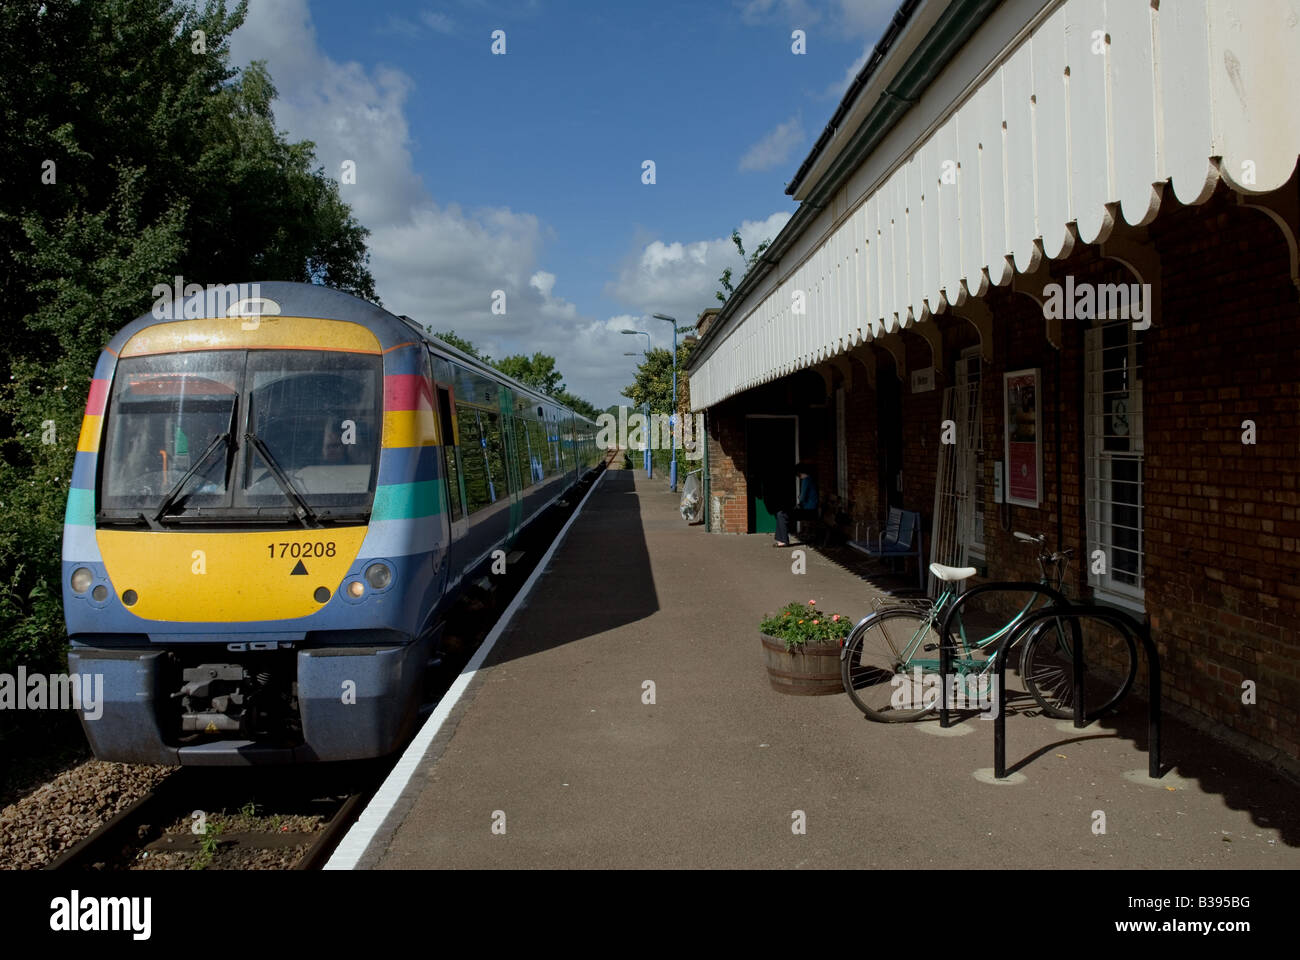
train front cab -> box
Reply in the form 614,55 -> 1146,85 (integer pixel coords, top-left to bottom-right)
64,296 -> 450,765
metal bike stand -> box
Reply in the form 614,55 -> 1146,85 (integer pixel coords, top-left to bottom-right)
936,581 -> 1071,730
982,603 -> 1163,780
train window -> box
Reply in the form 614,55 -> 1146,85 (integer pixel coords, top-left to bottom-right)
513,416 -> 535,490
457,406 -> 492,513
436,386 -> 463,522
481,411 -> 507,499
527,419 -> 549,481
244,352 -> 380,507
100,351 -> 243,511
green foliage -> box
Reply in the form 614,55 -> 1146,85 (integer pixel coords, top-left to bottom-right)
553,389 -> 599,421
432,329 -> 491,363
192,820 -> 224,870
433,332 -> 598,419
715,229 -> 771,304
759,601 -> 854,652
497,352 -> 564,396
0,0 -> 377,686
621,341 -> 696,414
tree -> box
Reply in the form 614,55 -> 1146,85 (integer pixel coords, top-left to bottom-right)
621,341 -> 697,416
0,0 -> 377,684
432,330 -> 491,363
554,390 -> 600,421
715,229 -> 771,303
429,334 -> 598,417
496,352 -> 564,396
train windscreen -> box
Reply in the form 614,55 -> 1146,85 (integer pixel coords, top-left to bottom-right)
99,350 -> 382,521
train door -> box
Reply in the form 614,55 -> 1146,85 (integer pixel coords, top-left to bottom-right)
432,377 -> 469,589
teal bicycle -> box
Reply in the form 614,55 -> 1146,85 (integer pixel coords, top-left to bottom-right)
840,532 -> 1137,721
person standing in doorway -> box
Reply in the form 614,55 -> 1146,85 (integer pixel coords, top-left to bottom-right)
774,463 -> 818,547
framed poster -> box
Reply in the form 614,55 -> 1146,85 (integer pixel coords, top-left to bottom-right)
1003,368 -> 1041,507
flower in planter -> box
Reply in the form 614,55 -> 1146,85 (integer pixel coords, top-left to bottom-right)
760,601 -> 855,653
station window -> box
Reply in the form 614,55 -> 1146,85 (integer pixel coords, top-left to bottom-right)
1085,317 -> 1145,609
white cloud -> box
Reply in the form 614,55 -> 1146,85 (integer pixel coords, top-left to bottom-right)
822,1 -> 912,98
419,11 -> 455,34
607,212 -> 793,328
229,0 -> 637,406
738,0 -> 822,28
836,0 -> 897,36
739,116 -> 805,173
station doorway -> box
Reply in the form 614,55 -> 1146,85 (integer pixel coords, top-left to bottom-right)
745,415 -> 798,534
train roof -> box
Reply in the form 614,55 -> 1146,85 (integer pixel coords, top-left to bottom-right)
109,280 -> 596,423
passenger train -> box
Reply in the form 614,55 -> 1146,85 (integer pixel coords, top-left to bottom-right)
62,282 -> 602,764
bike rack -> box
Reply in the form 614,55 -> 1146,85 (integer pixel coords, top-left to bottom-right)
936,586 -> 1162,780
935,581 -> 1070,730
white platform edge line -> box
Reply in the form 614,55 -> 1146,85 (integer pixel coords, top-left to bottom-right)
323,467 -> 610,870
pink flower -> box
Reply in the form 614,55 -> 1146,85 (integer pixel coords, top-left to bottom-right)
808,599 -> 816,606
832,615 -> 841,622
811,619 -> 819,625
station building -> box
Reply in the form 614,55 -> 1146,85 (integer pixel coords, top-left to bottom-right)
686,0 -> 1300,763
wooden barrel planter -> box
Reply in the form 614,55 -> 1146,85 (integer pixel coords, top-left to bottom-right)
760,634 -> 843,696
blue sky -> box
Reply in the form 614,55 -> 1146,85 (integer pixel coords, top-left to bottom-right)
230,0 -> 899,406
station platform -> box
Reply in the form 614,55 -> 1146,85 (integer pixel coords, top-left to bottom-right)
331,467 -> 1300,869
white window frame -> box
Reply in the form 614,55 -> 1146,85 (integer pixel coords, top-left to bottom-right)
1084,318 -> 1145,612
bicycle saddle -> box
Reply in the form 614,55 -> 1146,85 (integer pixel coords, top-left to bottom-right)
929,562 -> 977,582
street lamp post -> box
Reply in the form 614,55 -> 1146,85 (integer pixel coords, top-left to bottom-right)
651,313 -> 687,492
621,330 -> 653,477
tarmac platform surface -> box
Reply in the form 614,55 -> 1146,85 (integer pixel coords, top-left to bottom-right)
343,467 -> 1300,869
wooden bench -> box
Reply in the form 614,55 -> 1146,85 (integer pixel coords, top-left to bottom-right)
847,507 -> 925,590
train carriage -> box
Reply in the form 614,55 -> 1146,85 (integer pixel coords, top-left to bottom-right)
63,282 -> 602,764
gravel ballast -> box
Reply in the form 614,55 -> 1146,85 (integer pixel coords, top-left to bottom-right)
0,760 -> 172,869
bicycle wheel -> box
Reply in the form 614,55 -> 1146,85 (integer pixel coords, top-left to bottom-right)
1019,617 -> 1137,719
841,608 -> 942,721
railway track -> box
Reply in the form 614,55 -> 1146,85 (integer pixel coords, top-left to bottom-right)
45,766 -> 381,871
46,463 -> 611,870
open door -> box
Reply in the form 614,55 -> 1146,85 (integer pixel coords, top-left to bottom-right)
745,415 -> 798,534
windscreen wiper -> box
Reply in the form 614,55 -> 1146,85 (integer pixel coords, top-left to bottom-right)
155,395 -> 239,522
244,432 -> 318,525
154,432 -> 232,522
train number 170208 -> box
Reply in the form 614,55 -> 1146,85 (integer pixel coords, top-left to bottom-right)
268,541 -> 337,559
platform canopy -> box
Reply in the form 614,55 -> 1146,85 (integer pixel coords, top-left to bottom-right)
688,0 -> 1300,410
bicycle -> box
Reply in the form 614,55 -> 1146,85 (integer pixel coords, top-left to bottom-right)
839,531 -> 1137,721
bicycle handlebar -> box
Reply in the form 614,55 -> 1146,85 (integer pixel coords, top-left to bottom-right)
1014,532 -> 1073,589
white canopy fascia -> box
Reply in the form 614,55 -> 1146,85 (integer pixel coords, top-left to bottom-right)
690,0 -> 1300,411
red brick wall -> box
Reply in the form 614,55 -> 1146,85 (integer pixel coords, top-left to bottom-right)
700,175 -> 1300,766
706,402 -> 747,533
1140,184 -> 1300,758
844,359 -> 881,536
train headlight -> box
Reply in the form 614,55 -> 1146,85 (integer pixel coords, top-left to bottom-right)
91,585 -> 108,602
71,568 -> 93,594
364,563 -> 392,590
347,580 -> 365,598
